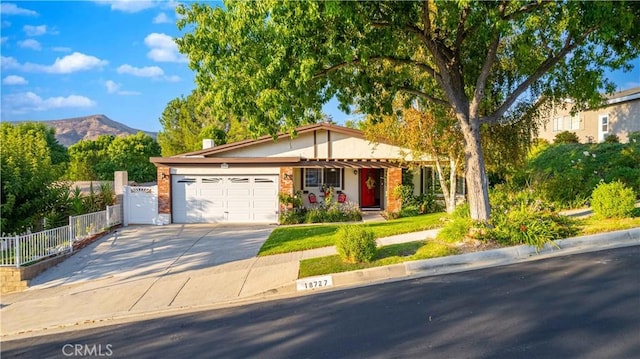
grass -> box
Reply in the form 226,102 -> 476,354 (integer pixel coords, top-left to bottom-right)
299,240 -> 459,278
258,212 -> 445,256
576,208 -> 640,235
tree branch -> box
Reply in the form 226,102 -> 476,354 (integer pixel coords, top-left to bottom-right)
399,86 -> 449,106
313,56 -> 440,82
469,3 -> 505,120
502,1 -> 544,21
454,5 -> 470,51
480,28 -> 597,125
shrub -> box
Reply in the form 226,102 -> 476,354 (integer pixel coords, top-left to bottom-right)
591,181 -> 636,219
306,208 -> 325,223
436,203 -> 472,243
336,225 -> 377,263
554,131 -> 580,144
604,134 -> 620,143
488,184 -> 577,249
628,131 -> 640,144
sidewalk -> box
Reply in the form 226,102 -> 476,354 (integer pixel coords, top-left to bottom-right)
1,225 -> 638,339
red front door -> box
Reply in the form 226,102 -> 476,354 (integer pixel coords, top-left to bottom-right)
360,169 -> 377,207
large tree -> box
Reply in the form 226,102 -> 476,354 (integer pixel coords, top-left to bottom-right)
0,123 -> 66,233
177,0 -> 640,221
66,133 -> 161,182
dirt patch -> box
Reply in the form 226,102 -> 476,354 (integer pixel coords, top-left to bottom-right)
452,238 -> 503,254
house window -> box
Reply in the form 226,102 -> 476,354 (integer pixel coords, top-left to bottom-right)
303,168 -> 342,189
570,114 -> 581,130
600,115 -> 609,133
553,117 -> 563,132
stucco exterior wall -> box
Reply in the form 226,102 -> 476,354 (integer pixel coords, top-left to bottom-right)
538,99 -> 640,143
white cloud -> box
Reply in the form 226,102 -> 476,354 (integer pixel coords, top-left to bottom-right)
1,56 -> 20,70
95,0 -> 157,13
44,52 -> 108,73
2,92 -> 95,114
153,12 -> 171,24
117,64 -> 164,77
2,75 -> 28,85
144,32 -> 187,63
105,80 -> 120,94
18,38 -> 41,50
23,25 -> 48,36
164,75 -> 181,82
0,52 -> 107,74
0,3 -> 38,16
52,46 -> 72,52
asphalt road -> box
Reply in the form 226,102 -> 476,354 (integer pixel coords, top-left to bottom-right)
3,246 -> 639,359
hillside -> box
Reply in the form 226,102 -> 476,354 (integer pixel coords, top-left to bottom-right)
15,114 -> 157,147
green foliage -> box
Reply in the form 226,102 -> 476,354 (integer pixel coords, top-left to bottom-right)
392,183 -> 441,218
436,203 -> 473,243
66,132 -> 160,182
0,123 -> 67,234
336,225 -> 377,264
514,142 -> 640,208
487,185 -> 577,249
628,131 -> 640,144
554,131 -> 580,144
591,181 -> 636,219
604,134 -> 620,143
158,92 -> 234,156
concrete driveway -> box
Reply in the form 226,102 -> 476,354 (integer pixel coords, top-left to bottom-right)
29,224 -> 274,288
1,224 -> 291,335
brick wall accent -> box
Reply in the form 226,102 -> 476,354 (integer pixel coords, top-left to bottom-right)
386,167 -> 402,213
157,166 -> 171,216
279,167 -> 294,212
1,254 -> 71,294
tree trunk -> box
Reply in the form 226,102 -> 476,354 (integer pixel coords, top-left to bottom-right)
459,117 -> 491,222
433,156 -> 453,213
448,158 -> 457,213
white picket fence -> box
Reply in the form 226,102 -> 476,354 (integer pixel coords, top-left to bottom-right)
0,205 -> 122,267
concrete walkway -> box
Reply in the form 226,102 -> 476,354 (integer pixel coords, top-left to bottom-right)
1,223 -> 638,339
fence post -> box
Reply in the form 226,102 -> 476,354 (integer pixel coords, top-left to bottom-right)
106,206 -> 111,228
69,216 -> 75,249
14,235 -> 20,268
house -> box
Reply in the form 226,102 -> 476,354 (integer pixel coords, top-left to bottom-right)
150,122 -> 464,224
537,86 -> 640,143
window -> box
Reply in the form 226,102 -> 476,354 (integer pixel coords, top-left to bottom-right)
304,168 -> 342,189
570,114 -> 580,130
600,115 -> 609,133
553,117 -> 563,132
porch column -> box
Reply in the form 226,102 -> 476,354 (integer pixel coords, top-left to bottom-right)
386,168 -> 402,213
279,167 -> 295,212
157,166 -> 171,224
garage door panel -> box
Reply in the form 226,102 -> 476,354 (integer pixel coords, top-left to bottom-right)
173,174 -> 278,224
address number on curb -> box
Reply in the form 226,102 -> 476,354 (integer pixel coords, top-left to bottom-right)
296,275 -> 333,291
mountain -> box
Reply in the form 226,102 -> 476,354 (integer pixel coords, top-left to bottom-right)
14,114 -> 157,147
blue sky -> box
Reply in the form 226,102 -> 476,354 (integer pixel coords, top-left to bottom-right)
1,1 -> 639,133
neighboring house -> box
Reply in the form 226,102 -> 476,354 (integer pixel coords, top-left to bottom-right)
537,86 -> 640,143
150,122 -> 464,224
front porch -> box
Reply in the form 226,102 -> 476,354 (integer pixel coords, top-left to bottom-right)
279,164 -> 403,213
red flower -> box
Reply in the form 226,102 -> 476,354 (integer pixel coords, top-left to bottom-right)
520,224 -> 527,232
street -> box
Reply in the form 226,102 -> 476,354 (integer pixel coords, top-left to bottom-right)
3,246 -> 639,359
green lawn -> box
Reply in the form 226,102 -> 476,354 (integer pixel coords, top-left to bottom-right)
299,240 -> 459,278
258,212 -> 445,256
577,215 -> 640,235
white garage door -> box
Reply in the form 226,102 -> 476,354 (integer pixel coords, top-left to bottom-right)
172,175 -> 279,223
